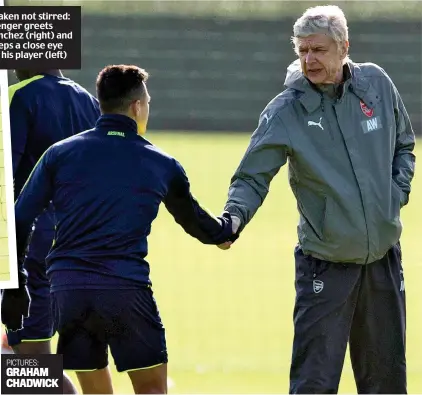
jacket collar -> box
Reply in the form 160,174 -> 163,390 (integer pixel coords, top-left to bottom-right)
284,60 -> 381,114
95,114 -> 139,135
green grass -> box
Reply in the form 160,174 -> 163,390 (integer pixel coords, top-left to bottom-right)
57,133 -> 420,393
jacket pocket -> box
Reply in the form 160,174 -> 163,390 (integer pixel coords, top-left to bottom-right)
391,180 -> 403,218
296,187 -> 328,241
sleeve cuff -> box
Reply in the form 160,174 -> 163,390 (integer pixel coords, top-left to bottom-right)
223,205 -> 245,231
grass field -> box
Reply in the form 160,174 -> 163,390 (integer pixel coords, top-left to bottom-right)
52,132 -> 420,393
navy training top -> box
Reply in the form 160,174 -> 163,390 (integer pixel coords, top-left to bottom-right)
10,73 -> 101,206
14,114 -> 234,291
9,73 -> 101,290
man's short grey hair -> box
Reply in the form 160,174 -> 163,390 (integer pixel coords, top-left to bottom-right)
292,5 -> 349,60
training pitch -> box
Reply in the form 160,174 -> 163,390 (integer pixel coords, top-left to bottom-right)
50,132 -> 421,393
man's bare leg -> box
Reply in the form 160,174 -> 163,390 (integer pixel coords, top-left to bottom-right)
127,363 -> 167,394
76,367 -> 114,394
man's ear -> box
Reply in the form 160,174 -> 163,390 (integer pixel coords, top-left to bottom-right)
128,100 -> 139,117
341,40 -> 349,59
135,100 -> 143,117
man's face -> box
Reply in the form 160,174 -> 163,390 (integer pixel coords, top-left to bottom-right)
14,70 -> 31,82
297,34 -> 348,85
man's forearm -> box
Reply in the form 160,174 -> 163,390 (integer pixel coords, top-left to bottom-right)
393,149 -> 415,194
392,86 -> 416,204
17,261 -> 28,288
224,185 -> 261,230
15,218 -> 34,261
392,130 -> 415,207
224,111 -> 289,232
165,188 -> 235,245
15,214 -> 36,287
224,178 -> 266,232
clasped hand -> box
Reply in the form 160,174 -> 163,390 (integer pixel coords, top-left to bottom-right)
218,215 -> 241,250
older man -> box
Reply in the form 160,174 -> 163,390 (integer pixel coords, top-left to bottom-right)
223,5 -> 416,394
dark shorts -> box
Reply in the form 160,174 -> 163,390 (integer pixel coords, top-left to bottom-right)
52,287 -> 168,372
7,228 -> 55,347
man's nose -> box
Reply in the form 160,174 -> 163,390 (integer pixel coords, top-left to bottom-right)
305,50 -> 315,64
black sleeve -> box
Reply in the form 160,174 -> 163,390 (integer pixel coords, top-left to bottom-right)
14,148 -> 54,283
164,160 -> 236,245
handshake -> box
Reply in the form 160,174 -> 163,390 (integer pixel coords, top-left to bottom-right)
217,214 -> 241,251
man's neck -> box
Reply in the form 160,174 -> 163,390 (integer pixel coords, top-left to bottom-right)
315,65 -> 348,98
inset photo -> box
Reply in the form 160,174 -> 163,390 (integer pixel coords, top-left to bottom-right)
0,69 -> 18,289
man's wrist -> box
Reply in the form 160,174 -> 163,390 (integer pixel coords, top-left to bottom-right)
224,205 -> 244,229
17,263 -> 28,287
231,216 -> 241,234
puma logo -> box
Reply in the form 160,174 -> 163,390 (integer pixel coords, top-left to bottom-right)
308,117 -> 324,130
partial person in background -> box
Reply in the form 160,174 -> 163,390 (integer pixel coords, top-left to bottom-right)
221,5 -> 415,394
1,69 -> 102,394
11,64 -> 236,394
0,93 -> 10,283
1,332 -> 13,354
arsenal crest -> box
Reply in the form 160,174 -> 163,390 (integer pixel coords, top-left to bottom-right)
313,280 -> 324,294
360,100 -> 374,117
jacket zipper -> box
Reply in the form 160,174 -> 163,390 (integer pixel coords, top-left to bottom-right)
331,101 -> 370,262
320,94 -> 335,141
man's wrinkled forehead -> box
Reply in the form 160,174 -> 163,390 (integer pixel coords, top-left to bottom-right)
297,34 -> 335,50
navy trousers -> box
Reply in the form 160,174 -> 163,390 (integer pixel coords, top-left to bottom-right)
290,243 -> 406,394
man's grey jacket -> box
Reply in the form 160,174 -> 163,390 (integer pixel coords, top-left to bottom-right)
225,60 -> 416,264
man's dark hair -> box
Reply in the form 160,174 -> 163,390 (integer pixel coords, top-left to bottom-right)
96,65 -> 149,114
